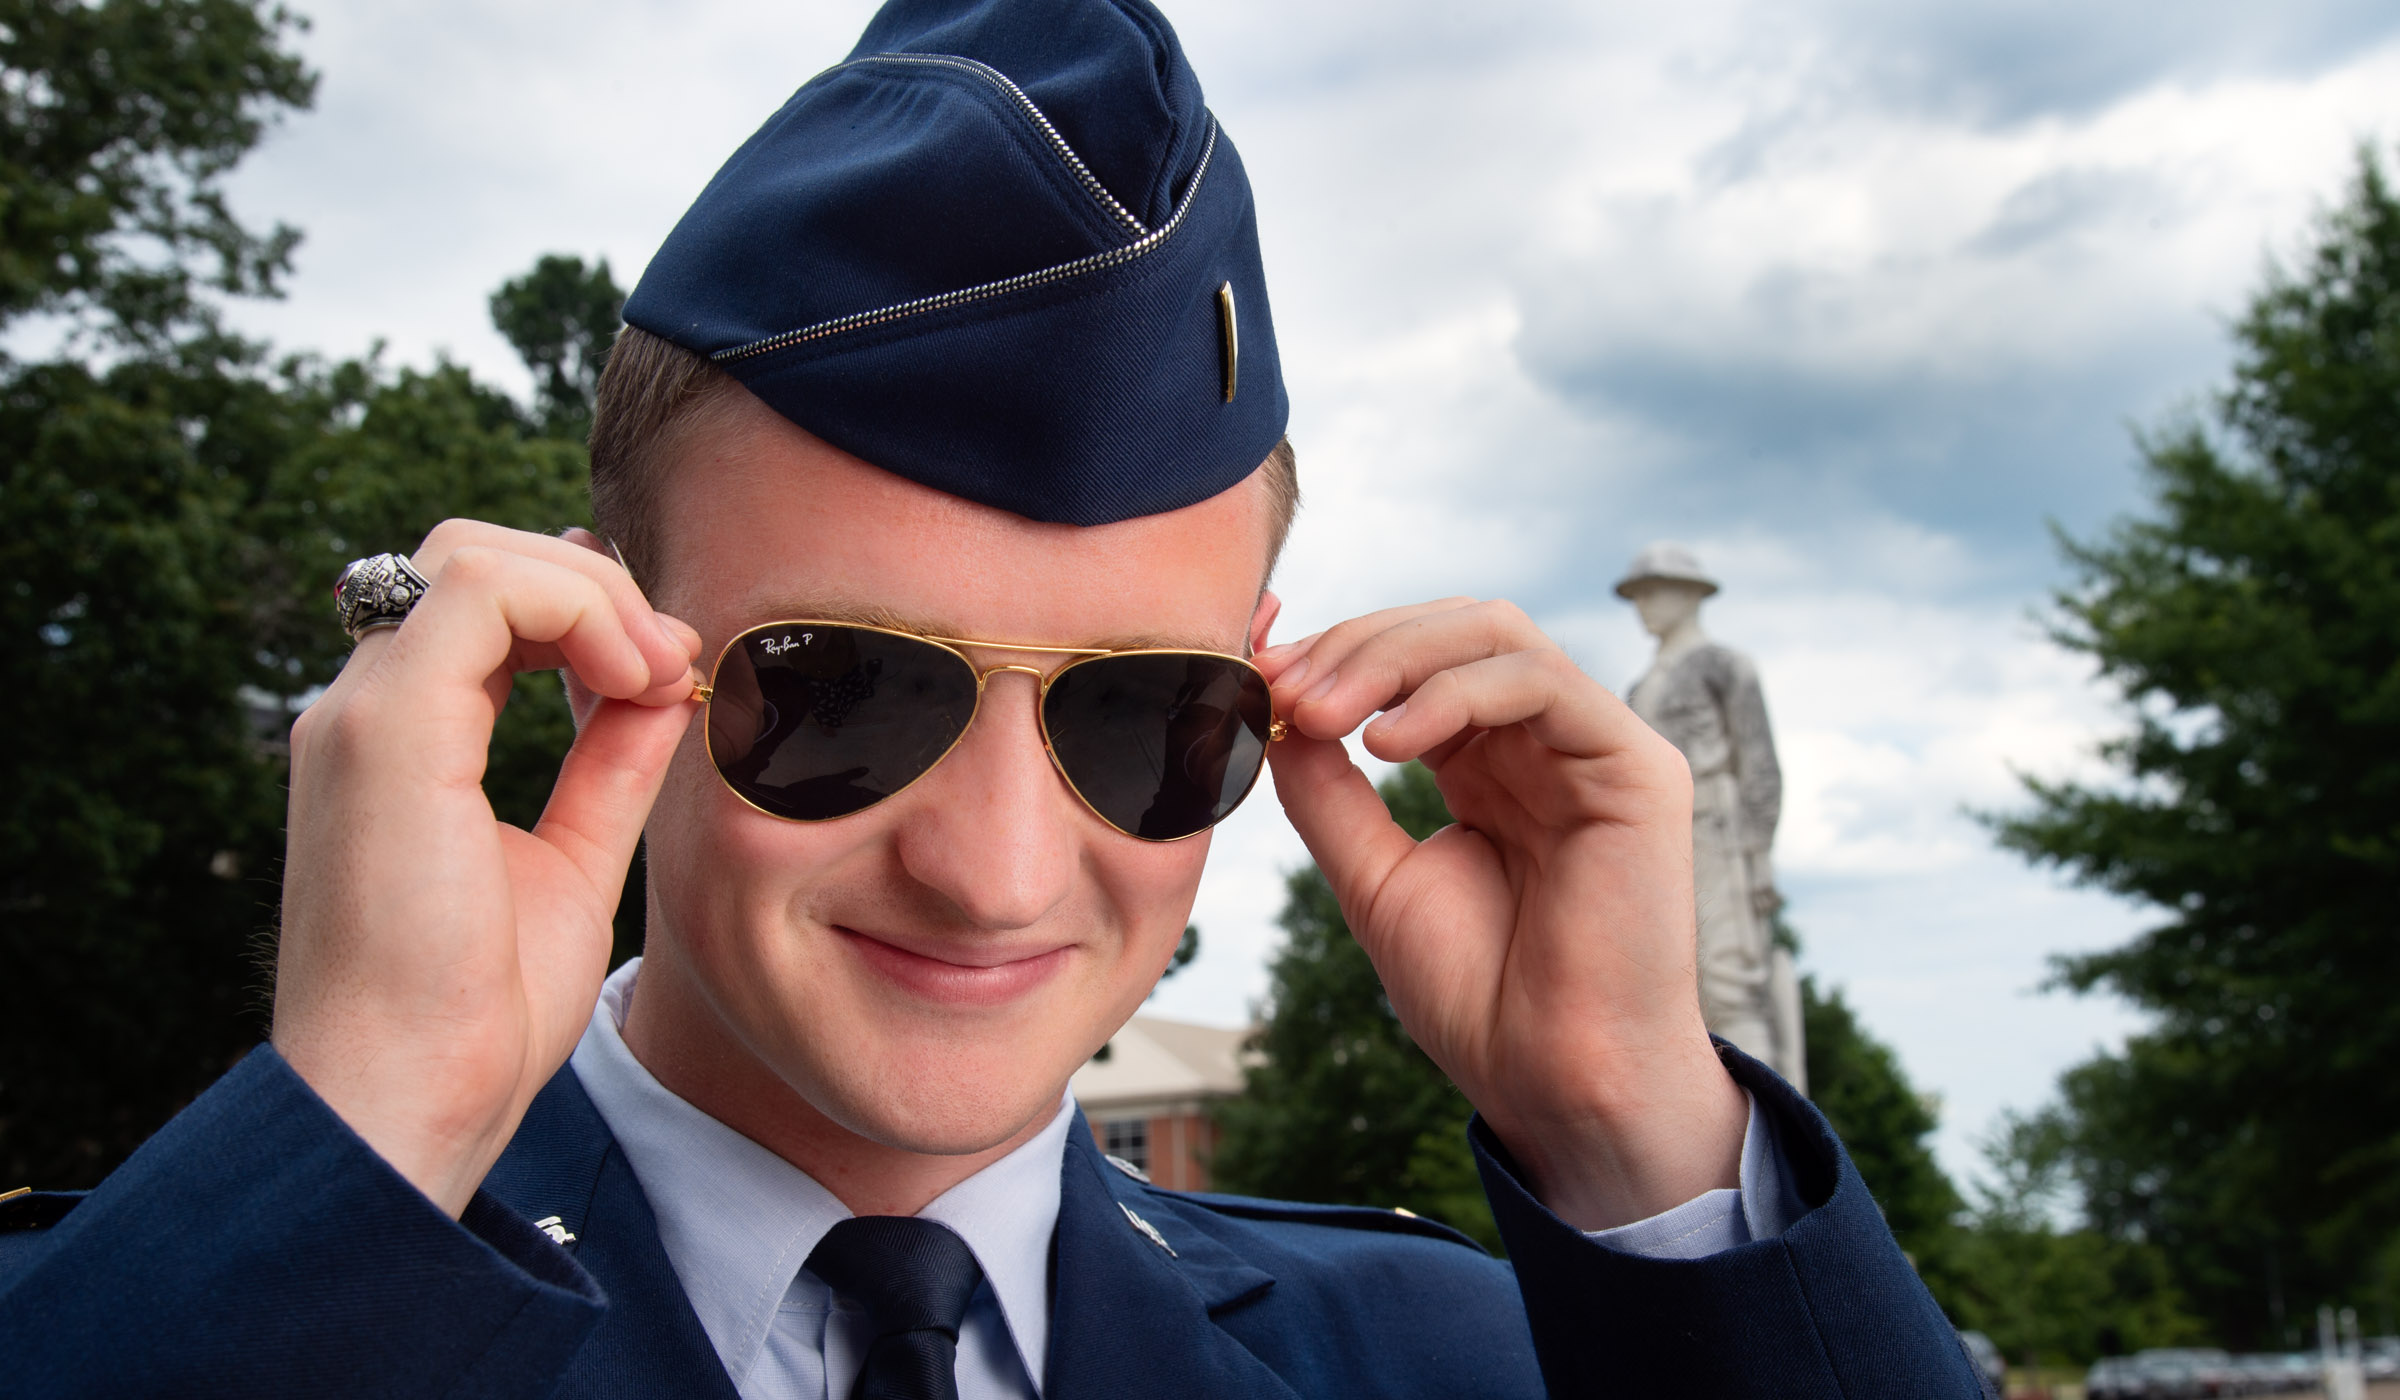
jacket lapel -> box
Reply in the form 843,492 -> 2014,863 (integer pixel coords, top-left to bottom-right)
487,1075 -> 1297,1400
483,1067 -> 741,1400
1046,1114 -> 1298,1400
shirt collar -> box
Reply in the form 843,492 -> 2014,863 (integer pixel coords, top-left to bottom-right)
571,958 -> 1071,1392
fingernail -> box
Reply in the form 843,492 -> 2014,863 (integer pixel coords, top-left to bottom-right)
1277,655 -> 1311,691
1255,641 -> 1294,663
1373,702 -> 1408,732
1301,669 -> 1339,703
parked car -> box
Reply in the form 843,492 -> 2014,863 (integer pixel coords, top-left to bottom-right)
1957,1331 -> 2006,1392
2085,1355 -> 2136,1400
2229,1352 -> 2314,1394
2279,1351 -> 2326,1392
2127,1348 -> 2239,1397
2091,1345 -> 2318,1399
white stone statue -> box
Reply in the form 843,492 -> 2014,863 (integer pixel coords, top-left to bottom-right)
1616,542 -> 1805,1090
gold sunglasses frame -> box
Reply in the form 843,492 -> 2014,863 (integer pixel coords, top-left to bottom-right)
692,619 -> 1290,843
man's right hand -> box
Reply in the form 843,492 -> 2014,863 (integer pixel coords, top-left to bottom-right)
272,521 -> 702,1218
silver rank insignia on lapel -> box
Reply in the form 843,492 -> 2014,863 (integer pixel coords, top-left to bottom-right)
1120,1202 -> 1176,1257
1104,1153 -> 1151,1183
532,1214 -> 578,1246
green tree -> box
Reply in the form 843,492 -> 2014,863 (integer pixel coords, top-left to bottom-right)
1992,145 -> 2400,1344
1800,973 -> 1963,1273
0,208 -> 632,1187
0,0 -> 313,344
1942,1113 -> 2204,1366
1802,980 -> 2203,1370
1210,763 -> 1499,1249
488,253 -> 623,441
1800,986 -> 2203,1369
0,0 -> 312,1187
0,335 -> 613,1186
1,354 -> 310,1185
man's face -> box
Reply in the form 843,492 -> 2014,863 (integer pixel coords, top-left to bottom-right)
635,394 -> 1277,1156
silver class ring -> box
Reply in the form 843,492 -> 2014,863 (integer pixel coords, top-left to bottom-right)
333,552 -> 432,640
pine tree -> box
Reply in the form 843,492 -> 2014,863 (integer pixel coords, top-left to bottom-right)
1994,145 -> 2400,1343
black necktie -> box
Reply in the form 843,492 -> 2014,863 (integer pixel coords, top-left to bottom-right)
806,1216 -> 986,1400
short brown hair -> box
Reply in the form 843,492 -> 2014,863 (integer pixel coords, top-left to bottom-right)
588,325 -> 1300,586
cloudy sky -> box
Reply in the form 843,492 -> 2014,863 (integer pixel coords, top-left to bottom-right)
217,0 -> 2400,1184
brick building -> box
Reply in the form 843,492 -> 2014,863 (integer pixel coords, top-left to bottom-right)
1069,1016 -> 1250,1191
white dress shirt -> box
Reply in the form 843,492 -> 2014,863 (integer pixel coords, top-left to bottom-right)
571,959 -> 1799,1400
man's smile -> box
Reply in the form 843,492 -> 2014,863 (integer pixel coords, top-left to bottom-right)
834,924 -> 1076,1008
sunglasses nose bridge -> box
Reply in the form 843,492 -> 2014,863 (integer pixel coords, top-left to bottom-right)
937,663 -> 1085,835
978,662 -> 1053,684
971,661 -> 1056,714
960,662 -> 1055,744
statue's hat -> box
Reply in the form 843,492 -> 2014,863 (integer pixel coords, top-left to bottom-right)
1614,541 -> 1720,598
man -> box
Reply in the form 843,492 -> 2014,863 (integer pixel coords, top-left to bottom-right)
0,2 -> 1988,1396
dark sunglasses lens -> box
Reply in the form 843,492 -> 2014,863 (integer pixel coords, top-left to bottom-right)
707,625 -> 978,821
1042,653 -> 1272,840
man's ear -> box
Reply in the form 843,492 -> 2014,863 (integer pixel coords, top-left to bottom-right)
1248,589 -> 1282,656
559,527 -> 618,733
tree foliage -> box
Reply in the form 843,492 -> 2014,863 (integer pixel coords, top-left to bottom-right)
0,343 -> 603,1186
1801,973 -> 1962,1267
1,351 -> 300,1184
0,0 -> 314,344
1992,145 -> 2400,1344
1802,972 -> 2205,1363
0,0 -> 638,1187
1210,763 -> 1499,1249
1943,1114 -> 2206,1366
489,253 -> 623,441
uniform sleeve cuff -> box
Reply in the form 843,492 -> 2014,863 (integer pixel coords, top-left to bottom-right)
1583,1089 -> 1804,1259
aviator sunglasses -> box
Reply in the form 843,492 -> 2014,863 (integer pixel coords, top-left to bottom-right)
692,620 -> 1290,842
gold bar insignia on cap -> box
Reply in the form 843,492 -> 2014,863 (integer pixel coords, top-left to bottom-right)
1217,281 -> 1238,403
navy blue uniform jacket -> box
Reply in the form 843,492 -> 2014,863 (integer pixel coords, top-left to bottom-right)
0,1041 -> 1989,1397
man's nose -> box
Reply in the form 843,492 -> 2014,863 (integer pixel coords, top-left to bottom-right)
890,671 -> 1080,930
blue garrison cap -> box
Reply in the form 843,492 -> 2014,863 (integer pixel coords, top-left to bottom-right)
622,0 -> 1287,527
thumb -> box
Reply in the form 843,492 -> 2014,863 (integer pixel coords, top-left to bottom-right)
1268,733 -> 1418,925
532,695 -> 695,906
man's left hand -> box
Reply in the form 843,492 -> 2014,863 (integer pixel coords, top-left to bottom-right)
1258,599 -> 1749,1231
